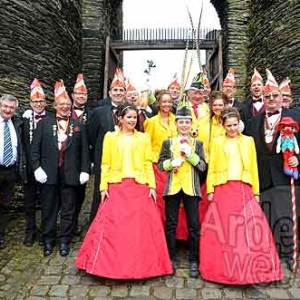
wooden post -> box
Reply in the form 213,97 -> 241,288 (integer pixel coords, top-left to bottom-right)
218,34 -> 223,89
103,36 -> 110,98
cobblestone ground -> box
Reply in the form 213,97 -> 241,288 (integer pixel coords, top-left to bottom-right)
1,178 -> 300,299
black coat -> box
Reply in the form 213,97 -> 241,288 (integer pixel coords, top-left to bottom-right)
11,116 -> 26,182
87,104 -> 115,176
31,116 -> 90,185
22,110 -> 54,175
244,109 -> 300,191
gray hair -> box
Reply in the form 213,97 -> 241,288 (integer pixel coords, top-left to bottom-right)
0,94 -> 19,107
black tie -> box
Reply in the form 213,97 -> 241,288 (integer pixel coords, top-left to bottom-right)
253,98 -> 262,103
266,110 -> 280,118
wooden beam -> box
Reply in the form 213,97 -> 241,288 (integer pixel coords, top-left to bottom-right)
110,40 -> 218,51
218,34 -> 223,89
103,36 -> 110,98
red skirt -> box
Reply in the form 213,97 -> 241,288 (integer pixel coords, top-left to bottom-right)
75,178 -> 172,279
200,181 -> 283,285
154,164 -> 209,240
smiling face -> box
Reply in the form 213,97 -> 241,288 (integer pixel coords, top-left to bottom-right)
281,94 -> 293,109
168,85 -> 180,100
176,118 -> 192,136
72,92 -> 88,108
30,98 -> 46,114
250,81 -> 263,98
187,90 -> 205,105
223,116 -> 239,138
0,99 -> 18,120
222,84 -> 236,99
211,98 -> 225,116
109,87 -> 126,106
54,98 -> 72,117
119,109 -> 138,132
158,93 -> 173,114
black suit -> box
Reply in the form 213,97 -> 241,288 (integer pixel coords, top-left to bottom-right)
22,111 -> 54,235
0,116 -> 25,236
31,116 -> 90,244
70,106 -> 93,232
245,109 -> 300,260
87,103 -> 115,221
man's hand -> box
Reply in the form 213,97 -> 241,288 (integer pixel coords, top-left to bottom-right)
288,156 -> 299,168
34,167 -> 47,184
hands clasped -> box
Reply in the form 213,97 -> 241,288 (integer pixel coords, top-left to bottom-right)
171,157 -> 184,168
180,143 -> 192,157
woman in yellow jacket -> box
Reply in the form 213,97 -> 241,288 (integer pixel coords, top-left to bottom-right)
76,103 -> 172,279
200,107 -> 282,285
144,90 -> 177,224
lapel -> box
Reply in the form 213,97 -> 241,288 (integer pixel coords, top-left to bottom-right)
257,113 -> 270,153
52,119 -> 59,149
106,104 -> 115,131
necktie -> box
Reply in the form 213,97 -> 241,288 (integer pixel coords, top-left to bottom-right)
253,98 -> 262,103
35,114 -> 46,120
3,120 -> 13,167
192,104 -> 199,119
266,110 -> 280,117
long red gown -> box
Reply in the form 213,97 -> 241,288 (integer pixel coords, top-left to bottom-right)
200,181 -> 283,284
75,178 -> 173,279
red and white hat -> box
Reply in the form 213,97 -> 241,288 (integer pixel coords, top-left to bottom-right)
279,77 -> 292,96
125,77 -> 137,93
168,73 -> 180,88
263,69 -> 279,94
110,68 -> 126,90
30,78 -> 45,100
73,74 -> 87,94
251,68 -> 263,85
54,80 -> 70,102
223,68 -> 236,87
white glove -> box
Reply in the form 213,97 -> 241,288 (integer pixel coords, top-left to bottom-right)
79,172 -> 89,185
180,143 -> 192,157
238,120 -> 245,132
22,109 -> 33,119
34,167 -> 47,184
171,157 -> 184,168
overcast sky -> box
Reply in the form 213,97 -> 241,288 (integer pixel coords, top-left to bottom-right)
122,0 -> 220,91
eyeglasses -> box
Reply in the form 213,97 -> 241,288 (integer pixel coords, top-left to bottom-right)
31,100 -> 46,104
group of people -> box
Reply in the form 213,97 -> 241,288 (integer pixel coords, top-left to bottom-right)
0,65 -> 299,285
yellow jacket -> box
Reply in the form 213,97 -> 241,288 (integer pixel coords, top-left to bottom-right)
100,130 -> 156,191
190,102 -> 211,161
206,134 -> 259,195
144,112 -> 177,163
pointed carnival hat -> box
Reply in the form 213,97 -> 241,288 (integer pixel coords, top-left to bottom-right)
30,78 -> 45,100
168,73 -> 180,88
125,78 -> 138,92
223,68 -> 236,87
263,69 -> 279,94
279,77 -> 292,96
110,68 -> 126,90
73,74 -> 87,94
54,80 -> 70,102
278,116 -> 299,132
175,95 -> 192,120
188,72 -> 205,91
251,68 -> 263,85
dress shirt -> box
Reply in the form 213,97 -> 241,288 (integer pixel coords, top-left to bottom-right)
0,117 -> 18,166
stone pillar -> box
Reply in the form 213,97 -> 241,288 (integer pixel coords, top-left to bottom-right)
82,0 -> 123,102
248,0 -> 300,100
211,0 -> 251,101
0,0 -> 82,109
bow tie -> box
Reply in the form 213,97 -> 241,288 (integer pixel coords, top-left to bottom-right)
180,139 -> 188,144
74,106 -> 84,111
253,98 -> 262,103
56,116 -> 69,121
35,114 -> 46,120
228,99 -> 233,105
266,110 -> 280,118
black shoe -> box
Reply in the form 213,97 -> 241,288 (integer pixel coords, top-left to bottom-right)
59,243 -> 70,257
73,225 -> 83,237
24,232 -> 36,247
0,237 -> 6,250
43,243 -> 54,257
189,262 -> 199,278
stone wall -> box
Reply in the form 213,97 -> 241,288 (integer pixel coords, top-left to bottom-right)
0,0 -> 82,110
211,0 -> 251,101
248,0 -> 300,100
81,0 -> 123,103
